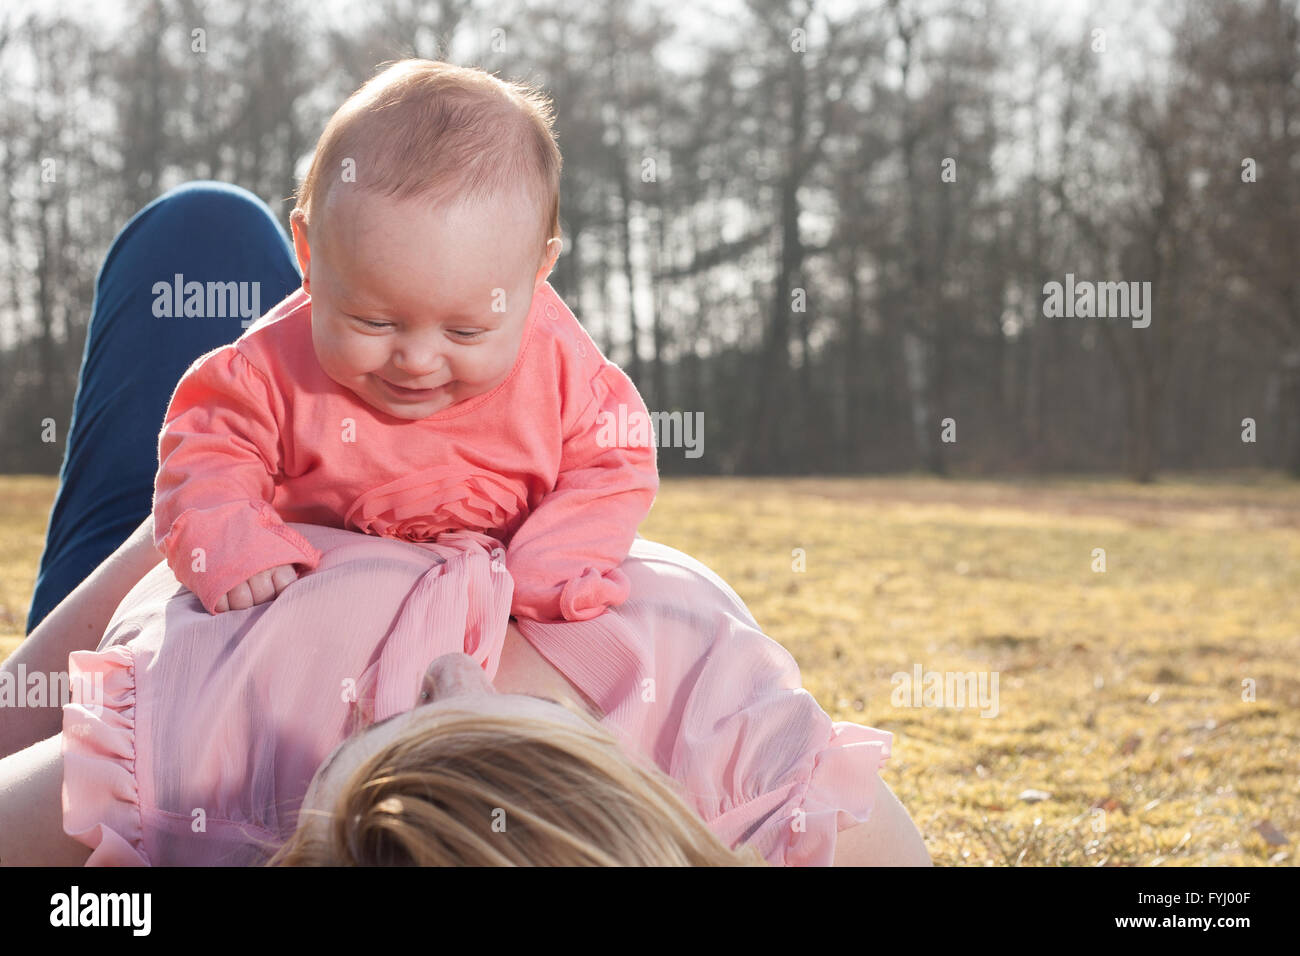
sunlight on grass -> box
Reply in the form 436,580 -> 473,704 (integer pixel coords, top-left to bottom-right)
4,472 -> 1298,866
638,474 -> 1300,867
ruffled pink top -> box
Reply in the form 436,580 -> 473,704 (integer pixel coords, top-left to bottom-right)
62,525 -> 892,866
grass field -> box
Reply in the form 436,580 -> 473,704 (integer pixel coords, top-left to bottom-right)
3,472 -> 1297,866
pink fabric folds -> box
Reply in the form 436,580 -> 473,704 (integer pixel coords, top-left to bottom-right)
513,537 -> 895,867
344,468 -> 528,542
62,646 -> 148,866
711,723 -> 894,867
61,524 -> 514,866
61,526 -> 895,867
369,531 -> 512,723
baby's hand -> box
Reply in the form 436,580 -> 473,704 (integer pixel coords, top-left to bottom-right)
213,564 -> 300,613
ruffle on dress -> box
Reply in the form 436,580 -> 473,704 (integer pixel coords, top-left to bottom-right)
343,467 -> 528,542
61,645 -> 150,866
708,720 -> 893,867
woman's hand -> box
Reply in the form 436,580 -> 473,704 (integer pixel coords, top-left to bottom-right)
213,564 -> 299,613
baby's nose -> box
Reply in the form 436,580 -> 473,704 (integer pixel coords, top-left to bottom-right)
393,339 -> 447,375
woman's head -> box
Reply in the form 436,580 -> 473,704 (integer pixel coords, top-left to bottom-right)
269,654 -> 767,866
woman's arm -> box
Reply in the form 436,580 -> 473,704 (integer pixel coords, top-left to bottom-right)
0,735 -> 91,865
831,777 -> 932,866
0,514 -> 164,759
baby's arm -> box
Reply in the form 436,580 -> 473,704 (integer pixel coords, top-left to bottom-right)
504,361 -> 659,622
153,346 -> 322,615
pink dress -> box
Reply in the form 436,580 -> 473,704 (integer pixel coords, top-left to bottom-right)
61,526 -> 893,867
151,282 -> 658,622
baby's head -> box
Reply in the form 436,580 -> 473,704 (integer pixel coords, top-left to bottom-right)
290,60 -> 563,420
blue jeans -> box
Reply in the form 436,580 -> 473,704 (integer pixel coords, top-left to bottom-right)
25,182 -> 302,634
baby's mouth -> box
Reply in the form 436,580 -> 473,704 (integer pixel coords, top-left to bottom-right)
378,376 -> 450,400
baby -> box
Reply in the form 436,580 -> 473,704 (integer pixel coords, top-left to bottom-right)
151,60 -> 659,623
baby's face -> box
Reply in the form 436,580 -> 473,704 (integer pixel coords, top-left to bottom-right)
296,188 -> 556,420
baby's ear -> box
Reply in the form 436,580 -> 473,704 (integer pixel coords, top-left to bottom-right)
290,207 -> 310,241
289,210 -> 313,292
535,237 -> 561,287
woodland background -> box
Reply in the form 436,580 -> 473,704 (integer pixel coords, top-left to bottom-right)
1,0 -> 1298,480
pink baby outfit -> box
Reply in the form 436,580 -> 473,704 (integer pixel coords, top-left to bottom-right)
61,526 -> 894,867
151,282 -> 657,622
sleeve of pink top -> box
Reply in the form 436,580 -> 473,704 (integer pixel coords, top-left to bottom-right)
708,717 -> 895,866
672,611 -> 894,867
152,346 -> 322,615
505,361 -> 659,623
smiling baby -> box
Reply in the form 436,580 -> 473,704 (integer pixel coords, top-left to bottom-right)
151,59 -> 659,621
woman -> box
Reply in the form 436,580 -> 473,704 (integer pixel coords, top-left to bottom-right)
0,182 -> 929,867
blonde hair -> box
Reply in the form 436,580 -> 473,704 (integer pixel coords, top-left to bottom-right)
294,58 -> 562,259
268,705 -> 768,867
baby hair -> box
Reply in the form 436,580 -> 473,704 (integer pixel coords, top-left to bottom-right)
294,58 -> 562,259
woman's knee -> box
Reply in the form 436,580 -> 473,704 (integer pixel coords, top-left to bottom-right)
95,179 -> 301,329
128,180 -> 294,255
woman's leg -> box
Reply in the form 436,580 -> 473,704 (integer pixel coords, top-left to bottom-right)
24,181 -> 301,634
0,735 -> 91,865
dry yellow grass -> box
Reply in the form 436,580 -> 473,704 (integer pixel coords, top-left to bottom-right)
4,472 -> 1298,866
0,475 -> 62,647
637,473 -> 1300,867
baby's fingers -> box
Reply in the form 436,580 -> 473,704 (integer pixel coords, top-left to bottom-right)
244,568 -> 283,606
212,566 -> 299,614
225,580 -> 255,611
270,564 -> 300,595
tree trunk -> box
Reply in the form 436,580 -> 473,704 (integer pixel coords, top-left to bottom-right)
650,202 -> 667,412
748,38 -> 809,474
610,64 -> 644,389
1282,352 -> 1300,477
839,240 -> 865,472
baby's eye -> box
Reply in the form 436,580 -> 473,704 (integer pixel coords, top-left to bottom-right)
353,316 -> 390,330
451,330 -> 484,340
